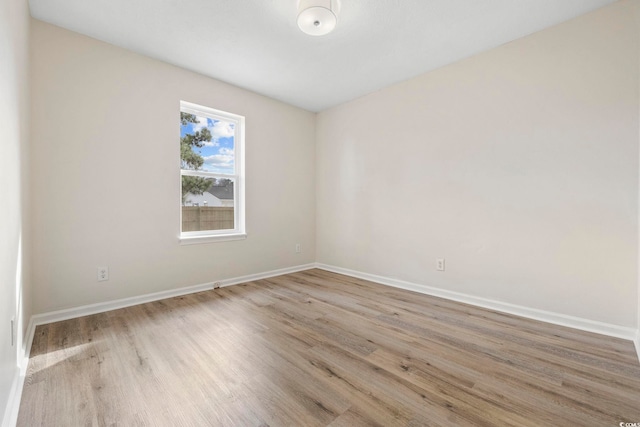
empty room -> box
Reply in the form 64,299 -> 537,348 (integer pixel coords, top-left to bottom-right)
2,0 -> 640,425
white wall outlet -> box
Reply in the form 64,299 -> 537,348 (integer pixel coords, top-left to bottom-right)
295,243 -> 301,253
97,267 -> 109,282
10,317 -> 15,347
436,258 -> 445,271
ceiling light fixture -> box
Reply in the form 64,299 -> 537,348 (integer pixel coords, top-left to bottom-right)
297,0 -> 340,36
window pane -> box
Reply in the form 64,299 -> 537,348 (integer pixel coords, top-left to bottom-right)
181,176 -> 235,232
180,111 -> 235,174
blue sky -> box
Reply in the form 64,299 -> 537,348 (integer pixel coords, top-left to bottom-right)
181,114 -> 235,174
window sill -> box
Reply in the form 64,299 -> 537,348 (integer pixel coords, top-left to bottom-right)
180,233 -> 247,245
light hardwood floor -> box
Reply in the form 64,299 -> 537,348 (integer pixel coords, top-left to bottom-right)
18,269 -> 640,426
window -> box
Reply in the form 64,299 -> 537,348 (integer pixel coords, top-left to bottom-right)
179,101 -> 245,243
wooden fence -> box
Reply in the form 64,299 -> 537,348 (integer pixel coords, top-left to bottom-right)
182,206 -> 234,232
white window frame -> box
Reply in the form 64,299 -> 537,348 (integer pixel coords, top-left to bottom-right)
179,101 -> 246,244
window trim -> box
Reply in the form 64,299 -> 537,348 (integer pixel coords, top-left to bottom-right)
179,101 -> 245,244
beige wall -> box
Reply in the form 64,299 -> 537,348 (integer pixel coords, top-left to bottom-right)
25,1 -> 640,337
0,0 -> 30,421
30,20 -> 316,314
317,0 -> 640,327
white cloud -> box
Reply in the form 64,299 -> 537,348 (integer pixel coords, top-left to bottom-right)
203,154 -> 234,166
203,149 -> 235,171
202,140 -> 220,147
189,117 -> 235,147
210,121 -> 235,141
194,116 -> 208,131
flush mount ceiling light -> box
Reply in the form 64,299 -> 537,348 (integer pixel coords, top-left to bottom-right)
297,0 -> 341,36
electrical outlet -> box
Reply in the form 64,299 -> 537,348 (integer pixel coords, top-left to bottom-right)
436,258 -> 445,271
97,267 -> 109,282
295,243 -> 301,253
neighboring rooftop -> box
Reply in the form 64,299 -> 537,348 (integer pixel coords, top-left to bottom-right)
208,181 -> 233,200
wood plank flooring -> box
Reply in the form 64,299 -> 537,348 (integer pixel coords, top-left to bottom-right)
18,269 -> 640,426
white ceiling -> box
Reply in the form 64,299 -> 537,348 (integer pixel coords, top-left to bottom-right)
28,0 -> 618,112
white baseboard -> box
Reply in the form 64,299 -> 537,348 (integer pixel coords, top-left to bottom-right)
1,368 -> 22,427
6,263 -> 311,427
18,262 -> 317,377
219,263 -> 317,287
315,263 -> 638,342
15,260 -> 640,425
28,263 -> 316,330
21,320 -> 36,377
